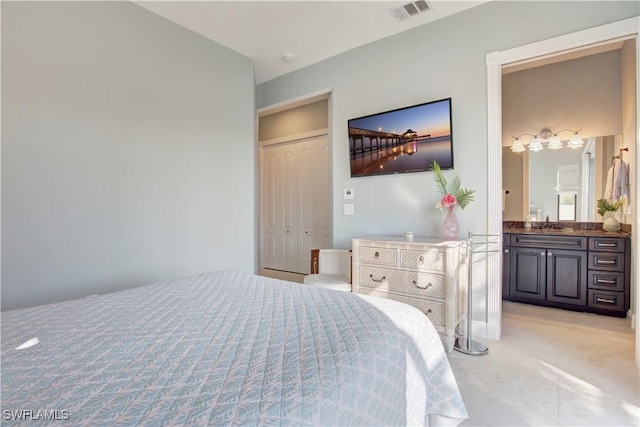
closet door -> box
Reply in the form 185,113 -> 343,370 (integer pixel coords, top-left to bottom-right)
262,135 -> 329,274
263,143 -> 298,273
298,136 -> 330,273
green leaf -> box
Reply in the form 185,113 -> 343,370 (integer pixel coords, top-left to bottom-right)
596,198 -> 623,216
430,160 -> 475,210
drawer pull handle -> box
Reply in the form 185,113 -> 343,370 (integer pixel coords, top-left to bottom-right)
596,260 -> 616,265
597,243 -> 617,247
596,279 -> 616,284
504,249 -> 509,254
425,308 -> 432,315
419,255 -> 425,264
596,297 -> 616,304
374,251 -> 379,259
413,280 -> 433,290
369,274 -> 386,283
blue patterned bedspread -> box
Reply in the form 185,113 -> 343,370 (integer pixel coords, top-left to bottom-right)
1,271 -> 467,426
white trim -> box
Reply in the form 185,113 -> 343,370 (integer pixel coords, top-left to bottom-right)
257,88 -> 332,117
260,128 -> 329,147
486,16 -> 640,344
487,17 -> 640,67
628,309 -> 636,330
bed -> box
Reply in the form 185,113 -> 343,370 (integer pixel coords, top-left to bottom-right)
1,271 -> 467,426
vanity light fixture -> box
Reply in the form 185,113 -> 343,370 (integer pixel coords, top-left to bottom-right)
547,134 -> 563,150
510,137 -> 525,152
567,130 -> 585,148
510,128 -> 584,152
529,135 -> 544,152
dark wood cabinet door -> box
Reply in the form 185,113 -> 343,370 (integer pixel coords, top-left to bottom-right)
546,249 -> 587,306
509,247 -> 546,300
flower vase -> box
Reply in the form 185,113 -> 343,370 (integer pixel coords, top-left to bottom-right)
602,212 -> 621,232
442,207 -> 460,240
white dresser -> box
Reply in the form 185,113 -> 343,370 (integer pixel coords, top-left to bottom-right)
351,235 -> 467,353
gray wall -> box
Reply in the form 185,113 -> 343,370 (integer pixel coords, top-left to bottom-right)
256,0 -> 638,249
259,100 -> 328,141
502,148 -> 525,221
1,1 -> 256,310
503,50 -> 623,146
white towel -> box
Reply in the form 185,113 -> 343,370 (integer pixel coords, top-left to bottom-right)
612,160 -> 629,199
603,160 -> 615,200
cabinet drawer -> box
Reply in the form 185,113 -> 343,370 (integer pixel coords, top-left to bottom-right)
588,290 -> 625,312
359,266 -> 445,298
357,288 -> 445,325
588,252 -> 624,272
588,271 -> 625,292
357,246 -> 397,266
588,237 -> 625,253
511,234 -> 587,250
400,249 -> 444,272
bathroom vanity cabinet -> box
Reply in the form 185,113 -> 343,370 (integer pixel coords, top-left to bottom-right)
503,231 -> 630,317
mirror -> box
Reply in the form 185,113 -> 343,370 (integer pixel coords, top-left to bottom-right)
502,135 -> 623,222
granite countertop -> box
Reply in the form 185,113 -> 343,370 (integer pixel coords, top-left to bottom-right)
503,221 -> 631,238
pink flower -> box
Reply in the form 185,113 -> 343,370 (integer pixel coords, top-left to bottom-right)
439,194 -> 458,209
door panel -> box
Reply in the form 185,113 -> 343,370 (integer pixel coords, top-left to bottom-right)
262,144 -> 297,272
509,247 -> 546,300
546,249 -> 587,305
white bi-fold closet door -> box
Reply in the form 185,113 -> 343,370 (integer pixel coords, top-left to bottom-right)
261,134 -> 330,274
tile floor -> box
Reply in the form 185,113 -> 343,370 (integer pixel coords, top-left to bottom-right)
448,302 -> 639,426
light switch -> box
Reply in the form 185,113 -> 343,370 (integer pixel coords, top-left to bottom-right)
344,204 -> 354,215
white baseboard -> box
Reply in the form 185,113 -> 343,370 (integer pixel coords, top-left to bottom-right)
628,309 -> 636,330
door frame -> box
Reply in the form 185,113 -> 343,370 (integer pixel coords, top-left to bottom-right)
486,16 -> 640,364
256,88 -> 333,274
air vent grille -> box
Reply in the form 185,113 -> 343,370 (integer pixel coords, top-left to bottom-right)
390,1 -> 432,22
403,2 -> 419,16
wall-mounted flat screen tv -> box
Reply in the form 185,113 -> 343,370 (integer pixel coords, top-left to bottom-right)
348,97 -> 453,178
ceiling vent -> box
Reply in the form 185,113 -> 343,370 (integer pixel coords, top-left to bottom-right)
389,1 -> 431,22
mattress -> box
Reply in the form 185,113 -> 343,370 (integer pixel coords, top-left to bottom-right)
1,271 -> 467,426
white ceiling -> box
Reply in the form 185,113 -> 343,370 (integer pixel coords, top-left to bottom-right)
135,1 -> 488,84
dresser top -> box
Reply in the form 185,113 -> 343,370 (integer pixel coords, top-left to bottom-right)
352,235 -> 464,247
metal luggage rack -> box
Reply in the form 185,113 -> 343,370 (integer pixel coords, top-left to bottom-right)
454,230 -> 501,356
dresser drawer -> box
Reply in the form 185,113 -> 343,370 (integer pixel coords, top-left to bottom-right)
588,290 -> 625,312
358,288 -> 445,325
588,252 -> 624,272
400,249 -> 444,272
588,271 -> 625,292
588,237 -> 625,253
359,265 -> 445,298
357,246 -> 397,266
